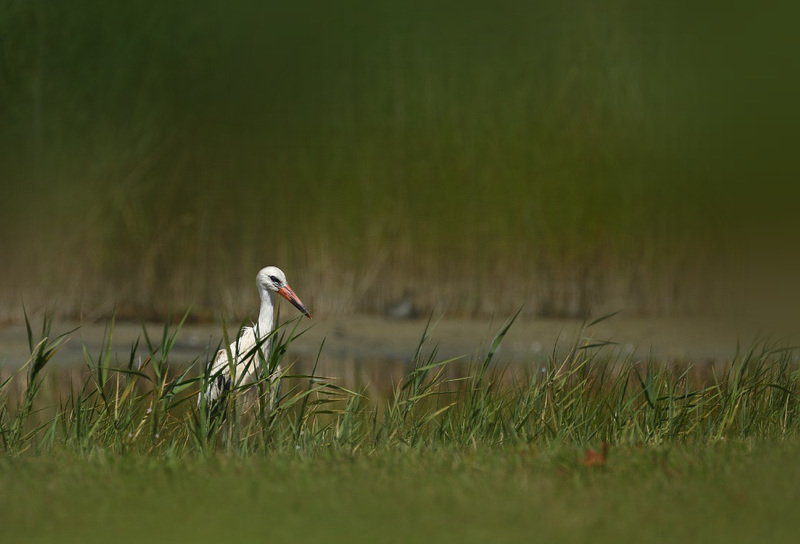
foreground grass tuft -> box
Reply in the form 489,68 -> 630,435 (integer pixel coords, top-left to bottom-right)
1,313 -> 798,456
1,313 -> 799,542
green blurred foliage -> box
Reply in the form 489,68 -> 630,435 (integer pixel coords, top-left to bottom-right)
0,0 -> 797,318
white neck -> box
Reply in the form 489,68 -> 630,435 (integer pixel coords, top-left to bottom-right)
256,286 -> 274,339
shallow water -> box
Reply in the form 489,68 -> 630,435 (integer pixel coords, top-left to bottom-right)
0,315 -> 762,373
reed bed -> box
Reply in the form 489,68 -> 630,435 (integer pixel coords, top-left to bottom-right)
1,311 -> 798,457
2,0 -> 762,321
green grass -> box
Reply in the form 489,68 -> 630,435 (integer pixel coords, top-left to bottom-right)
3,312 -> 799,455
1,312 -> 799,541
1,441 -> 799,543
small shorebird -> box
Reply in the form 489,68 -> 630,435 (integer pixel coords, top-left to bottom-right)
199,266 -> 311,414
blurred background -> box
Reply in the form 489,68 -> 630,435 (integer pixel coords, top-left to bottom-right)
1,0 -> 798,324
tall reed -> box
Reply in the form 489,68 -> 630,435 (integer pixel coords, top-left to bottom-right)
0,313 -> 797,457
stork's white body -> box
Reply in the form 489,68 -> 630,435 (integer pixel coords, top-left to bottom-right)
204,289 -> 276,404
200,266 -> 310,409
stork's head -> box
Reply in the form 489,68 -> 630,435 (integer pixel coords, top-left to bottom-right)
257,266 -> 312,318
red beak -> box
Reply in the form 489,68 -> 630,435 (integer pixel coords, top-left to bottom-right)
277,284 -> 312,318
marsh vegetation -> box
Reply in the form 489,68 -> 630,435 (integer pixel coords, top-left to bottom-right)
4,0 -> 790,322
0,312 -> 799,542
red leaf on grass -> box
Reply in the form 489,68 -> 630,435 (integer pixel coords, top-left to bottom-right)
581,441 -> 610,468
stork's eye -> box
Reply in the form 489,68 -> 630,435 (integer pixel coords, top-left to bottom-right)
269,275 -> 281,284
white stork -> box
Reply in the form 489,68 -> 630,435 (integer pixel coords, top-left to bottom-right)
200,266 -> 311,413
